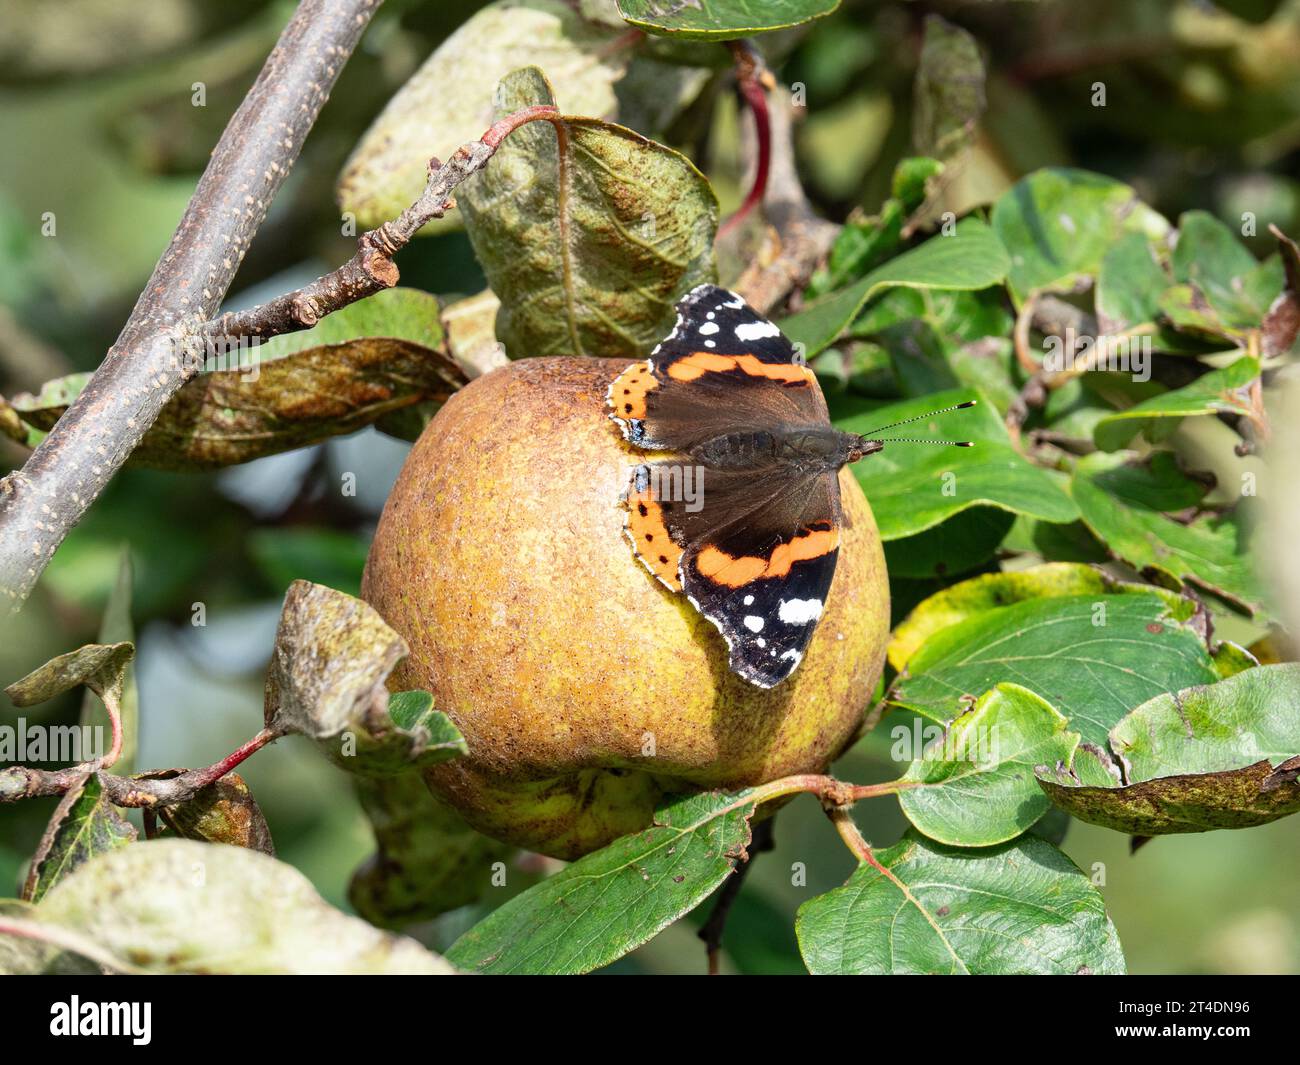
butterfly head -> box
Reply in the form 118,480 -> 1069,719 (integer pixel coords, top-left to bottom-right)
846,399 -> 978,464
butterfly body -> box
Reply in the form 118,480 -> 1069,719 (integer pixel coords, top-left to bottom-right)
608,284 -> 970,688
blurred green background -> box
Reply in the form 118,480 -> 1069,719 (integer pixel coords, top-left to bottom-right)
2,0 -> 1299,974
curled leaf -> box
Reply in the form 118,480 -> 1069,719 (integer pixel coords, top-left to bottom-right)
461,66 -> 718,358
263,581 -> 407,742
9,289 -> 464,470
1037,664 -> 1300,834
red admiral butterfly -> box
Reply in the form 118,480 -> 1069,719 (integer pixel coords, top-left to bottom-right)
608,284 -> 974,688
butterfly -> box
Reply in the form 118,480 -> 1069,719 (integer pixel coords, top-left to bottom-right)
608,284 -> 974,688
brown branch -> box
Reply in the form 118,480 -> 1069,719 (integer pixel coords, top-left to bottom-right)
0,727 -> 283,808
0,0 -> 382,611
718,40 -> 774,241
731,85 -> 840,316
207,105 -> 559,345
697,817 -> 774,975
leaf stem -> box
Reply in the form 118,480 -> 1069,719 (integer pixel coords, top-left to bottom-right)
718,40 -> 773,241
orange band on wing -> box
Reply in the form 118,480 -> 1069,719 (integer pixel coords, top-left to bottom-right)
667,352 -> 813,385
695,527 -> 838,588
626,483 -> 683,591
611,361 -> 658,420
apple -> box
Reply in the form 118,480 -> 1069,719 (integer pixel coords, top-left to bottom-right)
363,357 -> 889,859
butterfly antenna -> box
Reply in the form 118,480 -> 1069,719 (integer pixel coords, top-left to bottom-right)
861,399 -> 977,437
873,437 -> 973,447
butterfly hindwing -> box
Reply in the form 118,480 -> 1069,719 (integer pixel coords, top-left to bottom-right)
624,461 -> 841,688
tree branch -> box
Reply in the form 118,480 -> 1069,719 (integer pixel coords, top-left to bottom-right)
0,0 -> 382,611
206,105 -> 558,345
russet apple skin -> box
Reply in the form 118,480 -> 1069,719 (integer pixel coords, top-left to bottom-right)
362,356 -> 890,859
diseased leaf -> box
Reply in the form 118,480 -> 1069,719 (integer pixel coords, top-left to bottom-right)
835,388 -> 1077,540
1070,451 -> 1264,613
890,591 -> 1221,747
898,684 -> 1079,846
1039,666 -> 1300,833
616,0 -> 839,39
1262,224 -> 1300,356
33,839 -> 454,974
350,773 -> 515,929
991,168 -> 1169,303
795,831 -> 1125,974
263,581 -> 407,742
10,289 -> 464,470
159,773 -> 274,856
913,16 -> 985,163
1093,357 -> 1260,451
23,773 -> 136,904
5,641 -> 133,712
338,0 -> 635,231
461,67 -> 717,359
445,789 -> 757,973
781,218 -> 1010,357
1113,662 -> 1300,778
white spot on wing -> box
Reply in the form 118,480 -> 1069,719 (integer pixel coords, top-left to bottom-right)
699,321 -> 719,335
743,615 -> 764,633
743,594 -> 754,606
778,598 -> 823,625
735,321 -> 781,341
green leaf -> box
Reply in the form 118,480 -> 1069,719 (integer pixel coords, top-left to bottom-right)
1070,451 -> 1264,613
897,684 -> 1079,846
781,218 -> 1010,356
890,592 -> 1221,747
1095,231 -> 1170,334
835,388 -> 1077,540
446,789 -> 758,973
22,774 -> 136,904
889,561 -> 1119,670
1114,662 -> 1300,778
79,548 -> 138,773
615,0 -> 839,39
1038,663 -> 1300,834
349,773 -> 515,929
795,832 -> 1124,974
461,67 -> 717,359
1172,210 -> 1279,327
1093,357 -> 1260,451
883,507 -> 1015,580
912,15 -> 985,163
324,690 -> 469,778
338,0 -> 635,231
32,839 -> 454,974
248,527 -> 369,597
991,168 -> 1168,303
9,289 -> 463,471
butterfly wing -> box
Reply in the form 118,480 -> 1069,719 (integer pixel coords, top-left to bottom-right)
625,461 -> 841,688
608,284 -> 828,452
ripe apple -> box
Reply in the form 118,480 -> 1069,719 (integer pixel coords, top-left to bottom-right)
363,357 -> 889,859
